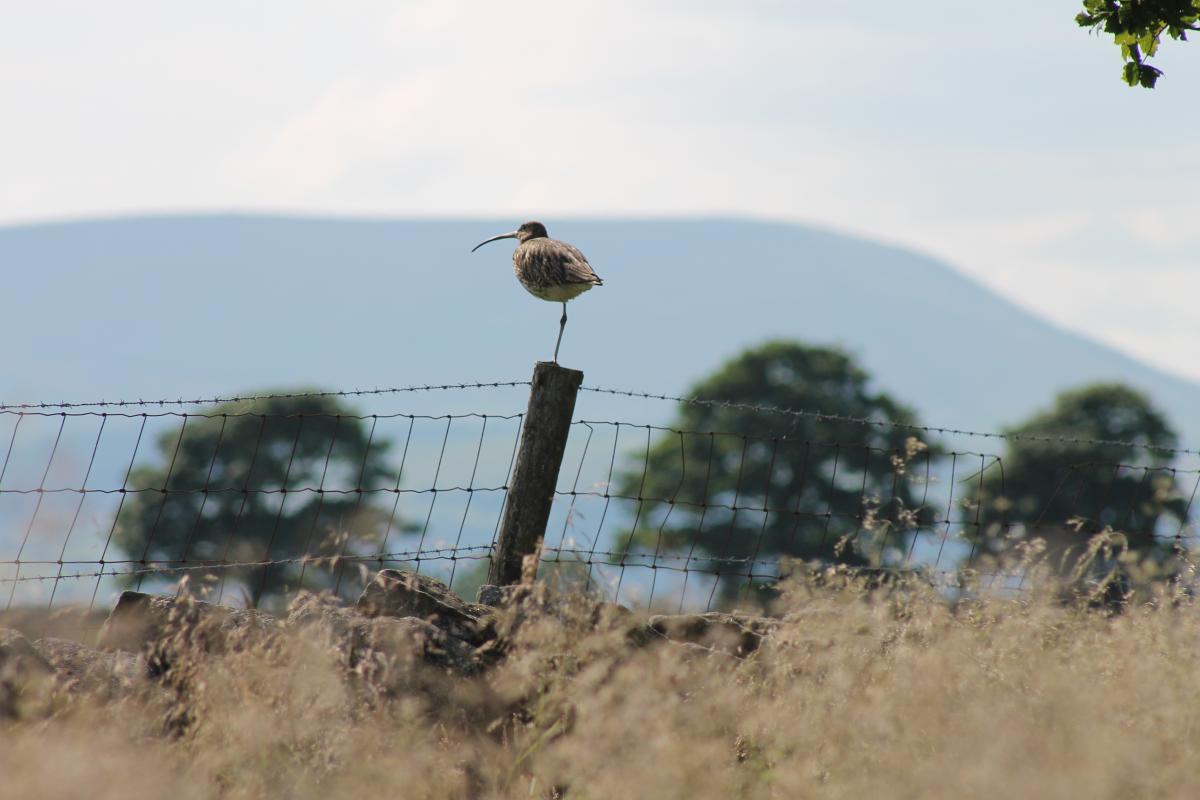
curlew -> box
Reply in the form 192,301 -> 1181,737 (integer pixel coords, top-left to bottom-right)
471,221 -> 603,363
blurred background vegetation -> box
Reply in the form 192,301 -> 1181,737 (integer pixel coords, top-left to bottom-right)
110,340 -> 1191,607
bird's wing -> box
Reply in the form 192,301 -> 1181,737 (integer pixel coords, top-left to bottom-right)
555,241 -> 604,285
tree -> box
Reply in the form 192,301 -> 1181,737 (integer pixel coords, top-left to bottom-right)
1077,1 -> 1199,88
112,393 -> 401,608
965,383 -> 1189,573
614,341 -> 938,602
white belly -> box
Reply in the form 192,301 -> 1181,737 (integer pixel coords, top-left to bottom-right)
525,282 -> 596,302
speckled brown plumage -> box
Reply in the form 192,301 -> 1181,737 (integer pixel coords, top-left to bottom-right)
512,233 -> 603,300
471,220 -> 604,362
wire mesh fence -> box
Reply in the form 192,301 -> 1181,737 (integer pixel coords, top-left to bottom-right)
1,380 -> 1196,617
542,419 -> 1199,610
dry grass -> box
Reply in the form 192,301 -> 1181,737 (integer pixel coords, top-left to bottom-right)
5,576 -> 1200,799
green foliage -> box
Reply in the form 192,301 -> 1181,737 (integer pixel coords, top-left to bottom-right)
1077,0 -> 1200,87
614,341 -> 937,601
966,383 -> 1188,564
112,393 -> 401,607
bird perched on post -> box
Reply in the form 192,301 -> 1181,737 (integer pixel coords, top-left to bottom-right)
471,221 -> 603,363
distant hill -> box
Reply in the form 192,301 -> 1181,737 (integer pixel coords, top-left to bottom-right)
2,214 -> 1197,449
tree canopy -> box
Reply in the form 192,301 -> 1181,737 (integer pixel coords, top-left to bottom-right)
614,341 -> 938,602
112,393 -> 402,608
965,383 -> 1188,568
1077,1 -> 1199,87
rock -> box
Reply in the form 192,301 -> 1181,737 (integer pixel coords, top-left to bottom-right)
0,628 -> 51,670
475,584 -> 521,607
351,616 -> 480,675
646,612 -> 777,657
32,637 -> 147,697
0,628 -> 55,718
288,592 -> 480,676
357,569 -> 493,645
478,583 -> 632,630
671,640 -> 743,665
97,591 -> 281,654
286,592 -> 361,637
477,583 -> 630,618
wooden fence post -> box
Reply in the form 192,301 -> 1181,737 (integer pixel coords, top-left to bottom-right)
489,361 -> 583,586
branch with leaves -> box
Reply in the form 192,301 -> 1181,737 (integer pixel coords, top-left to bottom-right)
1077,0 -> 1199,87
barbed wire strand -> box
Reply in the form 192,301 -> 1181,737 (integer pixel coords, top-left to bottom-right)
4,377 -> 1195,455
0,381 -> 533,412
579,385 -> 1200,457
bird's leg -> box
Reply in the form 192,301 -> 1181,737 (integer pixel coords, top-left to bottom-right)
553,302 -> 567,363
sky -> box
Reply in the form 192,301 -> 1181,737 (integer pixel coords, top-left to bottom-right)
1,1 -> 1198,382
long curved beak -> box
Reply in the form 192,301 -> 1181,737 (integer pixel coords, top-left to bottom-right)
471,231 -> 519,253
